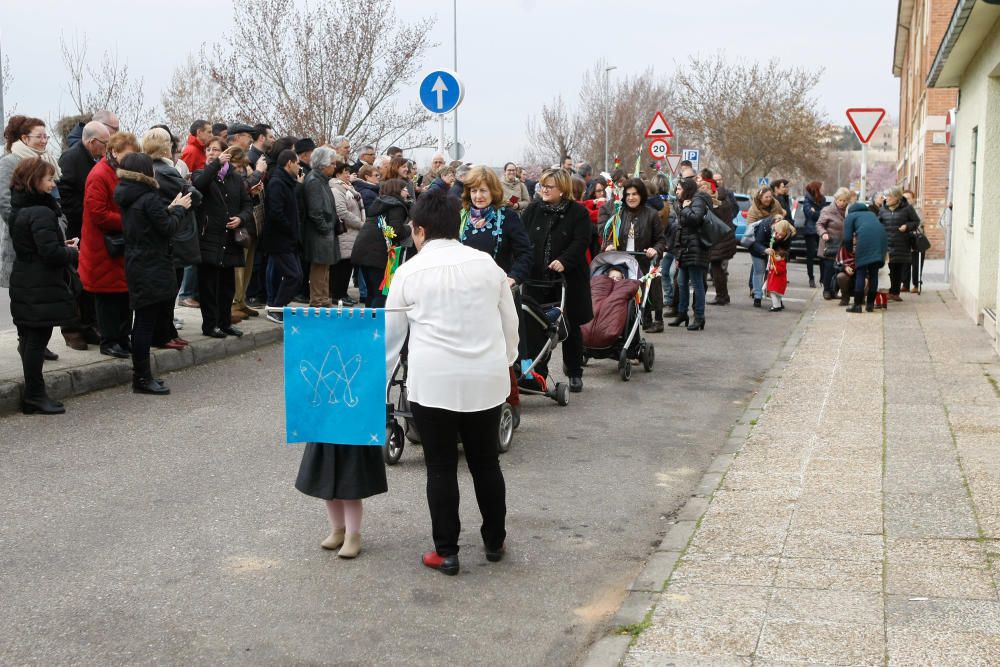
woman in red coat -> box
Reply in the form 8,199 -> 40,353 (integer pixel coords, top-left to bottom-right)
80,132 -> 139,358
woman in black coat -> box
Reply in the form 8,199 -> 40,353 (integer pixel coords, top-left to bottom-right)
670,179 -> 712,331
598,177 -> 666,330
458,165 -> 533,284
350,178 -> 411,308
877,187 -> 921,299
114,153 -> 192,395
7,158 -> 79,414
521,167 -> 593,392
193,139 -> 252,338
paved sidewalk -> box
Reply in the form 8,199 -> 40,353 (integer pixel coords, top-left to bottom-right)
0,303 -> 282,415
600,289 -> 1000,666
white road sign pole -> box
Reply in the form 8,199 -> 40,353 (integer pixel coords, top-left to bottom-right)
438,115 -> 446,154
860,142 -> 868,202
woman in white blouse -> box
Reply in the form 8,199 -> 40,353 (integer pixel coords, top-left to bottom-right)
385,188 -> 519,576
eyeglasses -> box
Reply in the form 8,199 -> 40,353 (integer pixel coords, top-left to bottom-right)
539,184 -> 558,191
26,134 -> 50,141
102,123 -> 119,133
92,137 -> 109,146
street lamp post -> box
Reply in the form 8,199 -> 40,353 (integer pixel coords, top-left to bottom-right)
603,65 -> 616,173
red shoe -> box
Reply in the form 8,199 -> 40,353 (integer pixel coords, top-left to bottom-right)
173,338 -> 189,346
421,550 -> 459,576
162,340 -> 186,350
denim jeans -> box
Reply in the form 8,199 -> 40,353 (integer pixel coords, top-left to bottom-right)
659,253 -> 674,306
751,255 -> 767,299
178,265 -> 199,299
266,252 -> 303,307
677,265 -> 707,320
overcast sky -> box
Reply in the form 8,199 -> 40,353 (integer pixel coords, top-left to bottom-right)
1,0 -> 900,167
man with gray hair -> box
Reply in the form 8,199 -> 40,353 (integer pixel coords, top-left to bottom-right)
331,135 -> 351,165
351,144 -> 375,173
450,163 -> 471,199
56,119 -> 111,350
65,109 -> 119,148
301,146 -> 341,307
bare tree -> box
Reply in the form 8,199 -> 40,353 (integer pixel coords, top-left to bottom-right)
1,52 -> 11,97
60,33 -> 155,133
668,54 -> 829,192
161,54 -> 227,136
576,63 -> 673,172
523,95 -> 580,167
205,0 -> 434,149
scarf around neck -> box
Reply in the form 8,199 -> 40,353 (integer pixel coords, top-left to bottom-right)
540,199 -> 570,216
10,140 -> 62,180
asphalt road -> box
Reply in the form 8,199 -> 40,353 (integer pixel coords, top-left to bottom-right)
0,255 -> 811,666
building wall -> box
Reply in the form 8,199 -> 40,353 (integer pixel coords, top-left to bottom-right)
896,0 -> 958,258
948,18 -> 1000,346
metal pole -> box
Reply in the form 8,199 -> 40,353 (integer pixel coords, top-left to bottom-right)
438,115 -> 445,155
452,0 -> 458,156
860,143 -> 868,201
603,65 -> 616,173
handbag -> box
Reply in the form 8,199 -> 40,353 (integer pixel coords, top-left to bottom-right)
171,213 -> 202,265
699,209 -> 730,247
103,233 -> 125,258
233,227 -> 251,249
823,238 -> 841,259
913,231 -> 931,253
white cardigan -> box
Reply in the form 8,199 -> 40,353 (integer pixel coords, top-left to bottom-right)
385,239 -> 520,412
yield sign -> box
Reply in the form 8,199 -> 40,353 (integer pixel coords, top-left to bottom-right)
846,108 -> 886,144
664,154 -> 683,175
645,111 -> 674,139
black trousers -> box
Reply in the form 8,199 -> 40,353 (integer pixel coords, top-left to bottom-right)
198,263 -> 236,332
562,323 -> 583,378
361,266 -> 386,308
94,292 -> 132,349
330,259 -> 354,300
17,325 -> 53,401
132,301 -> 169,380
152,299 -> 178,347
907,250 -> 924,290
854,263 -> 880,307
266,252 -> 303,308
410,402 -> 506,557
709,259 -> 729,303
888,262 -> 910,295
803,234 -> 818,281
820,258 -> 836,294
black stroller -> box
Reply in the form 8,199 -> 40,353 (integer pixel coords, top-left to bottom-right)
515,278 -> 571,407
581,251 -> 656,381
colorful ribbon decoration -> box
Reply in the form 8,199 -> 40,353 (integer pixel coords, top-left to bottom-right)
377,215 -> 400,295
603,200 -> 622,248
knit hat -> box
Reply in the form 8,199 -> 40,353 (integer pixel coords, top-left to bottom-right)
295,138 -> 316,154
228,122 -> 257,138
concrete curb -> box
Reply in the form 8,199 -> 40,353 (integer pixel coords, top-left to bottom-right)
0,325 -> 282,416
580,295 -> 818,667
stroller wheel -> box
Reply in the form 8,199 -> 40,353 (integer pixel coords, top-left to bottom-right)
618,350 -> 632,382
642,343 -> 655,372
555,382 -> 570,407
498,403 -> 515,453
384,422 -> 405,465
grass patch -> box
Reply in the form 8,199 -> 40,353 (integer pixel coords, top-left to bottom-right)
618,611 -> 653,638
985,371 -> 1000,399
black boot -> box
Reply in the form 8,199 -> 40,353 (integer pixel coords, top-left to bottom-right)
846,304 -> 863,313
133,376 -> 171,395
809,278 -> 816,288
21,397 -> 66,415
667,314 -> 689,327
686,318 -> 706,331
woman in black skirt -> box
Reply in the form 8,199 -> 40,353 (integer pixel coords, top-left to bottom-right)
295,442 -> 387,558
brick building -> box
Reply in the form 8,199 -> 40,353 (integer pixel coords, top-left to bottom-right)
892,0 -> 959,258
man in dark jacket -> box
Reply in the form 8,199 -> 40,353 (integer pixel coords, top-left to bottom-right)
56,120 -> 110,350
247,123 -> 275,168
295,138 -> 316,176
64,110 -> 119,148
843,202 -> 888,312
261,149 -> 303,322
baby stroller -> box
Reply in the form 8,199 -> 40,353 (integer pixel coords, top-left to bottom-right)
384,338 -> 518,466
581,251 -> 656,381
515,278 -> 571,407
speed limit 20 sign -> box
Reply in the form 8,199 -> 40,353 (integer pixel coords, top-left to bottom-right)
648,139 -> 670,160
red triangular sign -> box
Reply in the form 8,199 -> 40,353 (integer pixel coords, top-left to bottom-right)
645,111 -> 673,139
846,108 -> 886,144
665,154 -> 682,175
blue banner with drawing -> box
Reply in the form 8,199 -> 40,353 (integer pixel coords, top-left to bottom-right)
282,307 -> 386,446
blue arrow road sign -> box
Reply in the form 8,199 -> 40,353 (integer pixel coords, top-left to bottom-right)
419,70 -> 464,115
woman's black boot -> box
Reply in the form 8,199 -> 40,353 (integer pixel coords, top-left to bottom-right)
686,318 -> 706,331
22,397 -> 66,415
667,314 -> 689,327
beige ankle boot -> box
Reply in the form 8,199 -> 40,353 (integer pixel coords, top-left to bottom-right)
321,528 -> 345,550
338,533 -> 361,558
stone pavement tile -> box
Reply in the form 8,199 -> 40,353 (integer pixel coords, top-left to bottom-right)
883,460 -> 966,494
885,404 -> 951,431
886,628 -> 1000,667
886,538 -> 990,568
722,470 -> 803,492
946,405 -> 1000,436
804,455 -> 882,477
624,651 -> 752,667
671,553 -> 779,588
789,506 -> 882,536
755,620 -> 884,666
687,523 -> 788,558
645,583 -> 771,632
885,594 -> 1000,633
964,479 -> 1000,537
955,434 -> 1000,466
940,379 -> 1000,407
627,625 -> 761,662
885,382 -> 941,406
886,563 -> 997,600
704,488 -> 800,514
884,491 -> 980,540
801,471 -> 882,497
775,558 -> 883,593
767,589 -> 883,625
783,531 -> 883,562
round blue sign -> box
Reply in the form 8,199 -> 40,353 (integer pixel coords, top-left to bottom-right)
419,70 -> 464,115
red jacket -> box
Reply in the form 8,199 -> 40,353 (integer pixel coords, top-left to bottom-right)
79,158 -> 127,293
766,256 -> 788,295
180,134 -> 206,173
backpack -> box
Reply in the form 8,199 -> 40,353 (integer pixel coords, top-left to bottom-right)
740,220 -> 761,248
699,208 -> 731,247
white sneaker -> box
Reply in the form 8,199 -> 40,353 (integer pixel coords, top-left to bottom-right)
266,311 -> 284,324
173,318 -> 184,330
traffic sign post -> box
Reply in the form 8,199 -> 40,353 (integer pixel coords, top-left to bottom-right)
846,108 -> 886,201
664,155 -> 682,175
420,70 -> 465,154
681,149 -> 700,173
648,139 -> 670,161
758,177 -> 770,187
645,111 -> 674,139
